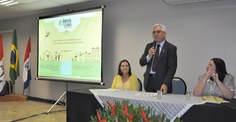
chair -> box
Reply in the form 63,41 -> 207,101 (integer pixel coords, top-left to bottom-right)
172,77 -> 187,94
138,78 -> 142,91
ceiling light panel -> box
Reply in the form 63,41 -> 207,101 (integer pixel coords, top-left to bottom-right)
0,0 -> 19,6
161,0 -> 220,6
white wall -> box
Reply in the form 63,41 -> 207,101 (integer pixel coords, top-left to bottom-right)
1,0 -> 236,100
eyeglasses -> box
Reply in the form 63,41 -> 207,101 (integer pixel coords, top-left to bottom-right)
152,30 -> 162,34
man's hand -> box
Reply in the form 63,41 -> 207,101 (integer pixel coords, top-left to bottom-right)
160,84 -> 168,94
148,47 -> 155,57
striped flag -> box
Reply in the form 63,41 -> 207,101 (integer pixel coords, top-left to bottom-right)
9,29 -> 19,84
0,34 -> 6,93
23,38 -> 31,89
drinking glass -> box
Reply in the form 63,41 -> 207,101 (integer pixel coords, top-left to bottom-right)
157,90 -> 162,99
186,91 -> 192,100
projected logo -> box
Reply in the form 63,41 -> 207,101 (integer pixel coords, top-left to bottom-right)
57,17 -> 80,32
61,18 -> 72,29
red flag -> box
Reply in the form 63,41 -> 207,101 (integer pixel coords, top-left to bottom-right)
0,34 -> 6,93
22,38 -> 31,89
0,35 -> 3,63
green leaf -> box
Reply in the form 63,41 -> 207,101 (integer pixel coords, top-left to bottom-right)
90,100 -> 172,122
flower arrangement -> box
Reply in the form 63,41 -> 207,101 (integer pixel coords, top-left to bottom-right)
90,100 -> 181,122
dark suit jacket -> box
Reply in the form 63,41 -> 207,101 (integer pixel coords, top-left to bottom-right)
139,41 -> 177,93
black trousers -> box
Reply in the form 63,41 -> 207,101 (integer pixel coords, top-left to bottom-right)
145,74 -> 161,92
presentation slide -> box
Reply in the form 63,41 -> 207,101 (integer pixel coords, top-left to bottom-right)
37,8 -> 103,83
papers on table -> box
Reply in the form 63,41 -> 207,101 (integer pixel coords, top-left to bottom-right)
135,92 -> 157,97
201,96 -> 229,104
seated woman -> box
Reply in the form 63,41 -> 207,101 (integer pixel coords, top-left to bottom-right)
193,58 -> 235,99
111,59 -> 139,91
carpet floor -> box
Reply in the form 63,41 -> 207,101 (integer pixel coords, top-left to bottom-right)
0,100 -> 66,122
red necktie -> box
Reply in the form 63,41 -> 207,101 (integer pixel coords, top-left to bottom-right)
152,44 -> 160,72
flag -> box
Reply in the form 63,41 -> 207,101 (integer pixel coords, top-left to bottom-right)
0,34 -> 6,93
23,38 -> 31,89
9,29 -> 19,84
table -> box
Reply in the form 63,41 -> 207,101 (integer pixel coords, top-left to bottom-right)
67,88 -> 236,122
67,88 -> 102,122
90,89 -> 204,122
181,100 -> 236,122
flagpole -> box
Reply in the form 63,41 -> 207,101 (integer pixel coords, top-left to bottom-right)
23,86 -> 25,95
12,84 -> 15,94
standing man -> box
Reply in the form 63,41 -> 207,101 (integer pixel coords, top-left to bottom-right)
139,24 -> 177,94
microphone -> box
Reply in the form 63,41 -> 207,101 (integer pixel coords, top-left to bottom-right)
151,43 -> 156,58
152,42 -> 156,49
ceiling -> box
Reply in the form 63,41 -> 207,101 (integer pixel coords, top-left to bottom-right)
0,0 -> 94,20
1,0 -> 236,21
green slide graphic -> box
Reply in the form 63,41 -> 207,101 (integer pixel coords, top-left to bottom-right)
38,9 -> 102,82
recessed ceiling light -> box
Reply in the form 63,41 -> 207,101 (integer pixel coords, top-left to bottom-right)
161,0 -> 219,6
6,1 -> 18,6
1,0 -> 14,5
0,0 -> 19,6
0,0 -> 8,3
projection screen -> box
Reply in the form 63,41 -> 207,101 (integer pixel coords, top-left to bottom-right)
37,7 -> 103,84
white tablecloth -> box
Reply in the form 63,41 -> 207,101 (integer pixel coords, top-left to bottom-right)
90,89 -> 205,122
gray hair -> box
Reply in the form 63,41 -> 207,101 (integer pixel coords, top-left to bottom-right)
153,23 -> 166,32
